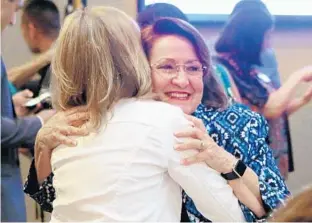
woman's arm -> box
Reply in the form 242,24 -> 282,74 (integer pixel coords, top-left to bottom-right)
33,106 -> 90,182
227,169 -> 265,217
151,113 -> 245,222
244,113 -> 290,219
24,160 -> 55,212
24,107 -> 90,211
174,116 -> 265,218
175,110 -> 290,221
228,177 -> 265,217
8,50 -> 52,88
263,66 -> 312,118
34,123 -> 87,183
286,85 -> 312,115
36,149 -> 53,184
168,150 -> 245,222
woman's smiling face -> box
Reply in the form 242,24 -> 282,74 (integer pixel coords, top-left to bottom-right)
149,35 -> 204,115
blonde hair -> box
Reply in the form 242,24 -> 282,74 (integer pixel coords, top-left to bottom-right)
51,6 -> 152,128
270,186 -> 312,222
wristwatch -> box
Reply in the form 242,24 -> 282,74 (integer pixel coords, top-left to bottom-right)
221,160 -> 247,180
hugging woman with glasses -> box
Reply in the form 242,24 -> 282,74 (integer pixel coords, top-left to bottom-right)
24,7 -> 246,222
24,15 -> 289,222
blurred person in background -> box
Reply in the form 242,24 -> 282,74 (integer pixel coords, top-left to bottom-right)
8,0 -> 60,96
214,0 -> 312,179
9,0 -> 60,159
1,0 -> 55,221
137,2 -> 188,28
257,48 -> 295,174
270,186 -> 312,222
238,0 -> 295,176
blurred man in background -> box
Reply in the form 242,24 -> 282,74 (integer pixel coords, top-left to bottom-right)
1,0 -> 55,221
8,0 -> 60,96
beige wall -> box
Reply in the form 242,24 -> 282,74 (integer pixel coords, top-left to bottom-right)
1,0 -> 311,221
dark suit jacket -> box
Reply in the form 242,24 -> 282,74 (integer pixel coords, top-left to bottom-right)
1,58 -> 42,164
1,117 -> 42,150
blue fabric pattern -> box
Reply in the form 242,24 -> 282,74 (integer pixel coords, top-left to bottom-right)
184,103 -> 290,222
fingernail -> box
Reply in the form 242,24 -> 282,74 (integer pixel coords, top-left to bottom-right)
174,132 -> 181,136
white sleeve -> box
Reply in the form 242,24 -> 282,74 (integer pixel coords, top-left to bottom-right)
167,113 -> 246,222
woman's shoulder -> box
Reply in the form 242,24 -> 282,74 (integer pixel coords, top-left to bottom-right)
196,104 -> 270,163
195,103 -> 255,121
223,103 -> 262,118
195,103 -> 268,135
222,103 -> 268,129
135,99 -> 184,116
116,98 -> 181,113
117,99 -> 187,128
229,103 -> 268,123
218,103 -> 266,121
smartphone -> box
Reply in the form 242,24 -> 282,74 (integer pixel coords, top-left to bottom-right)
24,92 -> 51,110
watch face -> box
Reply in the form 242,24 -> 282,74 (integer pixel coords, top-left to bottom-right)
221,160 -> 247,180
235,160 -> 247,176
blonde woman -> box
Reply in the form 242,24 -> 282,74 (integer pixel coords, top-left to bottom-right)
37,7 -> 245,222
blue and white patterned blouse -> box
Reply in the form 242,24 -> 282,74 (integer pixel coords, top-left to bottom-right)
24,103 -> 290,222
184,103 -> 290,222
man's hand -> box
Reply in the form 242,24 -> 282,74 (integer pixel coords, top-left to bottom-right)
12,89 -> 36,117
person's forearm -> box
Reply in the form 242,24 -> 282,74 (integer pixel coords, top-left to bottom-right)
36,150 -> 52,184
1,116 -> 42,149
228,167 -> 265,215
8,55 -> 50,88
287,85 -> 312,114
228,178 -> 266,218
263,75 -> 302,119
222,154 -> 263,205
286,97 -> 308,115
241,167 -> 262,203
220,153 -> 265,215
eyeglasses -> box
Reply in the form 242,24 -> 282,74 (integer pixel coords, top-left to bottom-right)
151,59 -> 207,78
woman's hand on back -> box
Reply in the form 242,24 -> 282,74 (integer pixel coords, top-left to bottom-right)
174,114 -> 237,174
35,106 -> 90,156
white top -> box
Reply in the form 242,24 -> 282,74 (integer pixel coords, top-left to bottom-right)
50,99 -> 245,222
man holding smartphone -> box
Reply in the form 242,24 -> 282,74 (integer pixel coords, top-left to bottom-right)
1,0 -> 55,221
